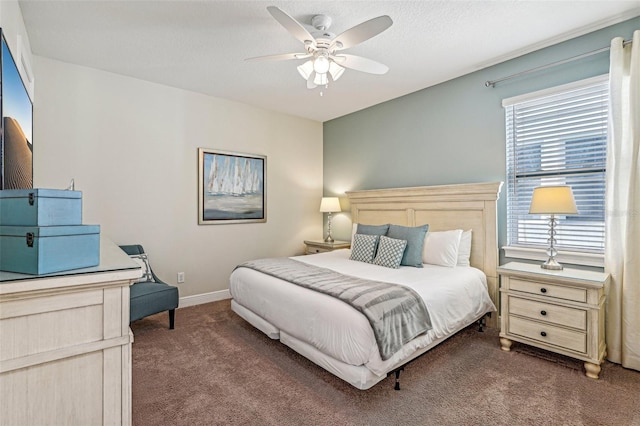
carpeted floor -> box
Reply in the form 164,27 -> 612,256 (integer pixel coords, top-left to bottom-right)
131,300 -> 640,426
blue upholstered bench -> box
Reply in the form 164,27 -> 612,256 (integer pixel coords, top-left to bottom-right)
119,244 -> 179,329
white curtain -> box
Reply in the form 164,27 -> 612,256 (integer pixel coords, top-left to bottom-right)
605,29 -> 640,370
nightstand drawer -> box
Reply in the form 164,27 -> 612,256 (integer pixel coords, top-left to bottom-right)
509,316 -> 586,353
510,297 -> 587,330
306,247 -> 329,254
510,278 -> 587,303
303,240 -> 350,255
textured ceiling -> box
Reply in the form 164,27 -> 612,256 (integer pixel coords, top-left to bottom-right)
18,1 -> 640,122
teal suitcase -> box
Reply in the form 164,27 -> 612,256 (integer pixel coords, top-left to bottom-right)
0,189 -> 82,226
0,225 -> 100,274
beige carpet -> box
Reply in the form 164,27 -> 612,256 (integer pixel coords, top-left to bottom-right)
131,300 -> 640,426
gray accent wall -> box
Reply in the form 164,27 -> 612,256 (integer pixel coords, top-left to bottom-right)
324,17 -> 639,261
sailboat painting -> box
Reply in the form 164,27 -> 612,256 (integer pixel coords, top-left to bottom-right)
198,148 -> 266,224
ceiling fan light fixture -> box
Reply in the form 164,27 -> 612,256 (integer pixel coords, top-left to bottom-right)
250,7 -> 393,93
313,55 -> 330,74
313,72 -> 328,86
329,61 -> 345,81
297,60 -> 314,80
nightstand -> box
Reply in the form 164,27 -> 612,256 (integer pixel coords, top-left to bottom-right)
303,240 -> 351,255
498,262 -> 609,379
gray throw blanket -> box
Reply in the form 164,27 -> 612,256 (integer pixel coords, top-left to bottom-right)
237,258 -> 432,361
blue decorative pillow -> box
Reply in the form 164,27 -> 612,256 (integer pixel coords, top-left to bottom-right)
373,236 -> 407,269
386,224 -> 429,267
350,234 -> 380,263
357,223 -> 390,236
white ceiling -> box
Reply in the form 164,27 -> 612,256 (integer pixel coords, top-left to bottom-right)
18,1 -> 640,122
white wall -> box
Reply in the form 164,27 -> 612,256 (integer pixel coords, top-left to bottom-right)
33,56 -> 323,298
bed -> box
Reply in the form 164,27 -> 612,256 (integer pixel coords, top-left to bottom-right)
230,182 -> 503,390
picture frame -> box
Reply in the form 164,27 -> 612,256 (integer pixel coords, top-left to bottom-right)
1,30 -> 34,190
198,148 -> 266,225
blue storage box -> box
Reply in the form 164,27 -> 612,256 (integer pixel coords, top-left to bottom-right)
0,189 -> 82,226
0,225 -> 100,274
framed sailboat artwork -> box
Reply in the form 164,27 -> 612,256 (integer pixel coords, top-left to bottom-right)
198,148 -> 267,225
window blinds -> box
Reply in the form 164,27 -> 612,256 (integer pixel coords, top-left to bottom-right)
505,79 -> 608,253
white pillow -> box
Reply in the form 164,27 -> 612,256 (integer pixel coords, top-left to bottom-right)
422,229 -> 463,267
129,254 -> 155,283
457,230 -> 472,267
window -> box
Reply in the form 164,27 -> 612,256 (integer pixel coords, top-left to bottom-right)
504,76 -> 608,265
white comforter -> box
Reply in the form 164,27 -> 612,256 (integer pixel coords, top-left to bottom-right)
229,249 -> 496,377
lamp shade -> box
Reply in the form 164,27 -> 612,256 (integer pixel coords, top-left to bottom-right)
319,197 -> 341,213
329,61 -> 345,81
529,186 -> 578,215
297,60 -> 314,80
313,72 -> 328,86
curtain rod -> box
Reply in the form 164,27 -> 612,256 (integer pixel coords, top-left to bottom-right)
485,38 -> 633,88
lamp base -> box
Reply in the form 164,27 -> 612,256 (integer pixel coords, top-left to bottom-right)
324,235 -> 335,243
541,257 -> 563,270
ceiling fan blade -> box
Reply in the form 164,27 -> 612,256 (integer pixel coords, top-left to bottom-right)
245,53 -> 311,62
267,6 -> 316,46
332,54 -> 389,74
331,15 -> 392,51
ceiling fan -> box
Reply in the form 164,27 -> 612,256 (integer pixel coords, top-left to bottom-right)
246,6 -> 393,94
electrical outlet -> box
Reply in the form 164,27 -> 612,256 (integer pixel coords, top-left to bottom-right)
177,272 -> 185,283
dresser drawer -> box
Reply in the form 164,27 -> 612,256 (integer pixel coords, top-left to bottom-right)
510,297 -> 587,330
509,316 -> 586,353
510,278 -> 587,303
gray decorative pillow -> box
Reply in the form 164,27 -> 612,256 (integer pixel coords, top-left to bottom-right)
357,223 -> 390,236
373,236 -> 407,269
386,224 -> 429,268
129,254 -> 155,283
350,234 -> 380,263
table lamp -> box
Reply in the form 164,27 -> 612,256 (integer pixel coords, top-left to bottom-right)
529,185 -> 578,270
319,197 -> 341,243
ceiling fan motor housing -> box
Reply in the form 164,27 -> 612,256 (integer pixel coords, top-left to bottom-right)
311,14 -> 335,42
311,14 -> 332,31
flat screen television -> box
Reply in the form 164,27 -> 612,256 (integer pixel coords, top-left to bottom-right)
1,29 -> 33,190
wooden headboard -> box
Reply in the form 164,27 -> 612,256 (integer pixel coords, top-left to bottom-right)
346,182 -> 503,326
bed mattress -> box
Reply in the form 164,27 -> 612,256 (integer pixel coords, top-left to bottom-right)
229,249 -> 496,386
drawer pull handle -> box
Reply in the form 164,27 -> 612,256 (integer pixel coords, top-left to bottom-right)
540,310 -> 547,316
540,331 -> 547,337
540,288 -> 547,294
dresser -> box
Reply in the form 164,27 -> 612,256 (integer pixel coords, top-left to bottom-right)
0,237 -> 141,425
498,262 -> 609,379
304,239 -> 351,254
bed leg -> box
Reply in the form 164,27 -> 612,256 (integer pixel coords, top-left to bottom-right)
478,316 -> 486,332
394,367 -> 404,390
478,312 -> 493,332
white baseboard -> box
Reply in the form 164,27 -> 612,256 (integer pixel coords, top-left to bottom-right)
178,289 -> 231,308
